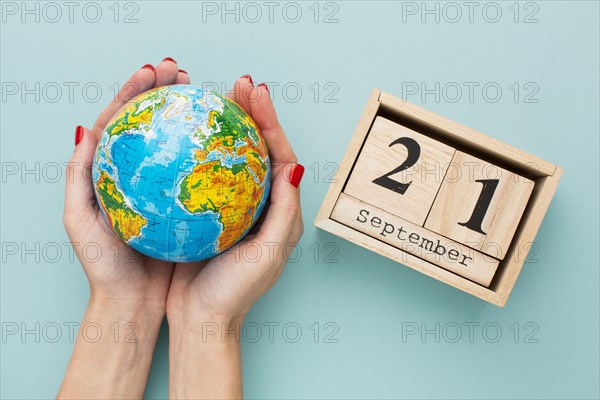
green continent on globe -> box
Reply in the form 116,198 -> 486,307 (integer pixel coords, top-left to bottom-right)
96,171 -> 147,241
178,95 -> 269,251
104,88 -> 168,138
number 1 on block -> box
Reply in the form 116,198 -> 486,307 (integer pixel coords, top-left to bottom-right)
424,151 -> 534,260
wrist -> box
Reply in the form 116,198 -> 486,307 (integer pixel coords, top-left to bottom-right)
168,309 -> 245,334
84,296 -> 166,342
58,294 -> 165,398
166,296 -> 248,332
89,291 -> 167,320
168,313 -> 244,399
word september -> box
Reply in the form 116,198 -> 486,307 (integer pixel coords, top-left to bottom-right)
355,209 -> 473,266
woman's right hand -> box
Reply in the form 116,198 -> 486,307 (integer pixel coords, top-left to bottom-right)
166,75 -> 305,399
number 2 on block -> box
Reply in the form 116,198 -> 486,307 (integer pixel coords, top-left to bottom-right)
372,137 -> 421,195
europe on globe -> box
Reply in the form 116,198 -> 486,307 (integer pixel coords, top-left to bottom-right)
92,85 -> 271,262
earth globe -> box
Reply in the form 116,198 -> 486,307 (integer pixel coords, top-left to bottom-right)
92,85 -> 271,262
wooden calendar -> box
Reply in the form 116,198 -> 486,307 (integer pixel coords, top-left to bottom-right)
315,90 -> 562,306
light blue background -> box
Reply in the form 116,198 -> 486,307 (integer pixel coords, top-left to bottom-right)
1,1 -> 598,398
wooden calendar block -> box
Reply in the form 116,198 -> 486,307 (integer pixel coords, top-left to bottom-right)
332,193 -> 499,286
314,90 -> 562,306
345,116 -> 455,225
424,152 -> 534,260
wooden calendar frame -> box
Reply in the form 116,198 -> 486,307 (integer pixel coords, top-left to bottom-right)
314,89 -> 562,307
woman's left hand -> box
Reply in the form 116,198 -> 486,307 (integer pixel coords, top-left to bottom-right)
58,58 -> 190,399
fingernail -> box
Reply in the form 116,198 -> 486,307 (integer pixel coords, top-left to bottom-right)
289,164 -> 305,188
178,69 -> 188,75
75,125 -> 84,146
241,74 -> 253,85
258,83 -> 269,93
163,57 -> 177,64
141,64 -> 156,72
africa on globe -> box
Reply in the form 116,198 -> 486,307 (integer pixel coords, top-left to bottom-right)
92,85 -> 271,262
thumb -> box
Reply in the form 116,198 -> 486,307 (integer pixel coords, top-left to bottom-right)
254,162 -> 304,246
64,126 -> 99,217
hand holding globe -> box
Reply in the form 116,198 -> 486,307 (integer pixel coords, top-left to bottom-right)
60,59 -> 304,398
64,61 -> 184,309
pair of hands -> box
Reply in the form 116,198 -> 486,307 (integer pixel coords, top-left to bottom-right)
64,58 -> 304,328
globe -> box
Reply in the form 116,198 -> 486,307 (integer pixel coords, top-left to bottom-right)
92,85 -> 271,262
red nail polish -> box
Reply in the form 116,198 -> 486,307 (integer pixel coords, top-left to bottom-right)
258,83 -> 269,93
289,164 -> 305,188
241,74 -> 253,85
178,69 -> 188,75
163,57 -> 177,63
141,64 -> 156,72
75,126 -> 84,146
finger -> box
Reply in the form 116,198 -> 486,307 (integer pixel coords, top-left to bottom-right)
250,84 -> 297,164
175,69 -> 190,84
91,65 -> 156,138
254,163 -> 304,247
232,75 -> 254,115
288,209 -> 304,245
64,126 -> 99,217
155,57 -> 179,87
